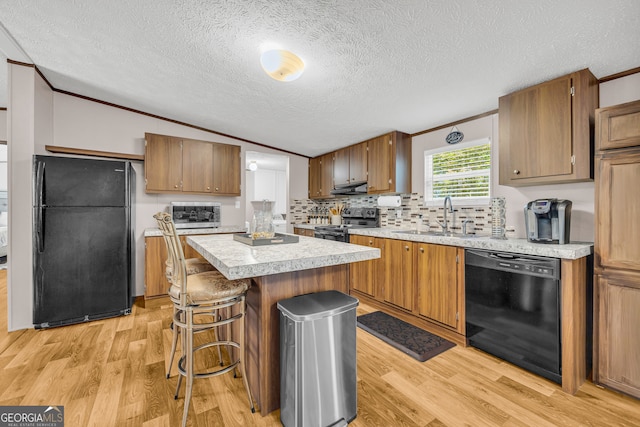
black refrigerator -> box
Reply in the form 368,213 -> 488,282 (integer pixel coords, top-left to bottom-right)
33,155 -> 135,329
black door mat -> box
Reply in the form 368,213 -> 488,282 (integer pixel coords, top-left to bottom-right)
357,311 -> 455,362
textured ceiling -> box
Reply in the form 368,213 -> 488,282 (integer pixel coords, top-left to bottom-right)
0,0 -> 639,157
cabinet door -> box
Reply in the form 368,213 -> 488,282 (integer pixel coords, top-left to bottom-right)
596,150 -> 640,272
212,143 -> 241,195
597,100 -> 640,151
319,152 -> 335,198
182,139 -> 213,193
367,134 -> 392,193
415,243 -> 458,328
349,235 -> 383,298
145,133 -> 182,192
349,142 -> 368,183
383,239 -> 413,311
308,156 -> 322,198
501,75 -> 573,181
144,236 -> 169,298
333,148 -> 350,187
595,273 -> 640,398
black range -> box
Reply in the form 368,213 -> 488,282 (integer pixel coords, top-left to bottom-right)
314,208 -> 380,242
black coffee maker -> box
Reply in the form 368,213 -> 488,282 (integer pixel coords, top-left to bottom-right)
524,199 -> 572,244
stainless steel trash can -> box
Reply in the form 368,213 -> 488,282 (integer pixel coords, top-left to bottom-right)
277,290 -> 359,427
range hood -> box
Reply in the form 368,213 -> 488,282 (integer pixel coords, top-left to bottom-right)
330,181 -> 368,195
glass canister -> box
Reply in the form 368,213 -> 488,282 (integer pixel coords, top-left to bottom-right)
490,197 -> 507,239
250,200 -> 276,239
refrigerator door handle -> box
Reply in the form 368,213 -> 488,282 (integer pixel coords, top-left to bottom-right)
34,159 -> 46,252
35,160 -> 45,206
36,207 -> 44,252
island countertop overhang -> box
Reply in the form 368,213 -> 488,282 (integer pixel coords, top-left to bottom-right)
187,234 -> 380,280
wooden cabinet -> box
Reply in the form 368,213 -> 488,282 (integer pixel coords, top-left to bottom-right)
144,234 -> 209,299
349,236 -> 464,341
308,153 -> 334,199
596,149 -> 640,271
594,272 -> 640,398
594,101 -> 640,398
293,227 -> 315,237
144,133 -> 241,196
333,142 -> 367,187
145,133 -> 182,192
367,131 -> 412,194
349,235 -> 384,298
597,100 -> 640,151
382,239 -> 413,311
182,138 -> 213,193
499,68 -> 598,186
212,142 -> 241,195
415,243 -> 462,331
308,131 -> 411,199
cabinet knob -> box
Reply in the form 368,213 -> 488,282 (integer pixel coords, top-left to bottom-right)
207,186 -> 210,190
369,240 -> 374,245
215,187 -> 219,191
174,184 -> 178,188
405,245 -> 410,251
419,247 -> 424,253
513,169 -> 520,175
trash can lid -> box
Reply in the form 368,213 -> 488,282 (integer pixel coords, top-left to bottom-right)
277,290 -> 359,321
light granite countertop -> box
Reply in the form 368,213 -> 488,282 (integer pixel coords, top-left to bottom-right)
144,225 -> 246,237
187,233 -> 380,279
348,228 -> 593,260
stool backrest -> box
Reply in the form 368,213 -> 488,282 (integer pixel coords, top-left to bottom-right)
153,212 -> 189,304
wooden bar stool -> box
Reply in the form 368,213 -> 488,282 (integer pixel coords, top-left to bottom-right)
154,213 -> 224,378
155,212 -> 254,427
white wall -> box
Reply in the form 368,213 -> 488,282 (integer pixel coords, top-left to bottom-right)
7,68 -> 309,331
7,64 -> 54,331
0,109 -> 7,141
412,72 -> 640,243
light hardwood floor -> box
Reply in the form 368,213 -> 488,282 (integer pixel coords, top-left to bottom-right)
0,270 -> 638,426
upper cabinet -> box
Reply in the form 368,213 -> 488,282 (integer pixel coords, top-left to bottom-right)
596,100 -> 640,151
333,142 -> 367,187
212,142 -> 241,195
499,68 -> 598,186
182,138 -> 214,193
308,130 -> 411,198
144,133 -> 183,192
144,133 -> 241,196
367,131 -> 411,194
309,153 -> 334,199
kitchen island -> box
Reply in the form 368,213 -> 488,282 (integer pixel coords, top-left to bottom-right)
187,233 -> 380,416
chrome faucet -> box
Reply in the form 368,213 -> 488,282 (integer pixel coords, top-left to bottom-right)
438,196 -> 454,234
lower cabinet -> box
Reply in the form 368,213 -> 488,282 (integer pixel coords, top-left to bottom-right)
144,235 -> 207,299
383,239 -> 414,311
349,235 -> 385,299
293,227 -> 315,237
415,243 -> 461,330
594,271 -> 640,398
349,236 -> 465,340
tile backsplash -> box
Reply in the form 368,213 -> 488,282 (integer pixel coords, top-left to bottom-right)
290,194 -> 516,237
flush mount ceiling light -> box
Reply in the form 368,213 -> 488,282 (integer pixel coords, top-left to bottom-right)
260,49 -> 305,82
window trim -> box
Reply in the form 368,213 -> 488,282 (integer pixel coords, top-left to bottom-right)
423,137 -> 491,207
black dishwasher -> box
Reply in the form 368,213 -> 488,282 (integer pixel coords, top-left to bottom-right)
465,249 -> 561,383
